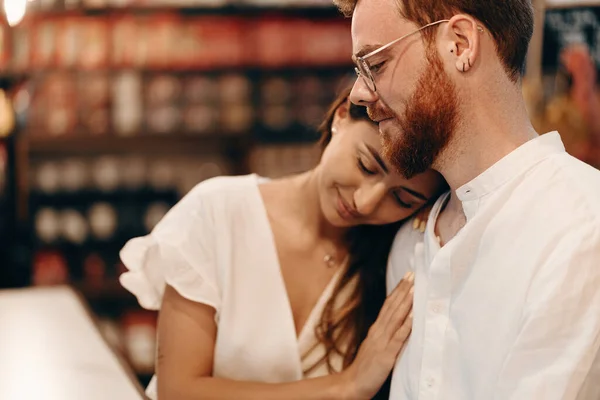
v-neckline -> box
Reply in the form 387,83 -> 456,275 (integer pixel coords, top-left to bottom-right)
251,175 -> 343,345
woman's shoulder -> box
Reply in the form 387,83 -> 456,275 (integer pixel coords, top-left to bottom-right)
150,174 -> 260,235
188,173 -> 260,198
179,173 -> 262,211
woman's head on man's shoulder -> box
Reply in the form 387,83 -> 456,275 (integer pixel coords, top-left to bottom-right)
314,86 -> 447,229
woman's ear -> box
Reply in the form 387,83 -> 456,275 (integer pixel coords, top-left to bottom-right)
331,100 -> 350,134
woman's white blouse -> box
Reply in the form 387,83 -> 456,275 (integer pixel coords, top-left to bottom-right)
119,174 -> 349,399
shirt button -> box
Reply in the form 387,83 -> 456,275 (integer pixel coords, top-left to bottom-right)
426,377 -> 435,388
430,302 -> 442,313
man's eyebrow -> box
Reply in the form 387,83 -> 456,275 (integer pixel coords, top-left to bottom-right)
352,44 -> 385,61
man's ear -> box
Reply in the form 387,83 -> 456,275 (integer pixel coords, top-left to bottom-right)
442,14 -> 482,73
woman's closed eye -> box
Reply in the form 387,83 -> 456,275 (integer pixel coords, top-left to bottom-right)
392,191 -> 413,209
358,157 -> 377,175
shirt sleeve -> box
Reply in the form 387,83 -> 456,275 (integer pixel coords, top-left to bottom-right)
119,183 -> 221,313
493,224 -> 600,400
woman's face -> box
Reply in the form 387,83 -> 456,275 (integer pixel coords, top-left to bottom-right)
317,103 -> 446,228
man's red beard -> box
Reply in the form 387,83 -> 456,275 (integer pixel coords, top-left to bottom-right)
374,49 -> 459,179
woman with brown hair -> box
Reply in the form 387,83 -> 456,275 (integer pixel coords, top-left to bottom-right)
119,87 -> 447,400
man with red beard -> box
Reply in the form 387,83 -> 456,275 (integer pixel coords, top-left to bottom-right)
335,0 -> 600,399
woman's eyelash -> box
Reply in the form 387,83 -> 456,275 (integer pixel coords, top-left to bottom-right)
356,155 -> 412,209
358,158 -> 377,175
393,192 -> 413,209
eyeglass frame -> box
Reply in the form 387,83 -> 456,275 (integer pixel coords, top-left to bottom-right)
353,19 -> 483,93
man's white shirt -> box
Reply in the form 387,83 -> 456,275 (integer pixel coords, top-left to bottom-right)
387,132 -> 600,400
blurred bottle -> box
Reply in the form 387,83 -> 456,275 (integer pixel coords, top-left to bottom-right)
219,73 -> 254,135
259,76 -> 294,140
88,202 -> 118,241
32,249 -> 69,286
542,44 -> 600,167
113,72 -> 143,137
146,74 -> 182,136
78,73 -> 110,136
183,76 -> 219,135
122,310 -> 158,375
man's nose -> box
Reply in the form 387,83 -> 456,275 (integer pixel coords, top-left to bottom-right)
349,77 -> 379,107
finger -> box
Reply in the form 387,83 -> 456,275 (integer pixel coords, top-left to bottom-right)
378,272 -> 414,331
373,272 -> 414,340
389,272 -> 415,310
380,271 -> 414,318
387,286 -> 414,336
389,309 -> 413,355
382,285 -> 413,340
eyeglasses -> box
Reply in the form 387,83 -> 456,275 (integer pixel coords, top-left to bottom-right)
354,19 -> 450,93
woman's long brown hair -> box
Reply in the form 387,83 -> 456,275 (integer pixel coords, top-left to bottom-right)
307,88 -> 404,399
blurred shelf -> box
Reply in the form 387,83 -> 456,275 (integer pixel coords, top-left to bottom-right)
72,280 -> 135,302
2,64 -> 354,76
545,0 -> 600,9
25,3 -> 341,17
0,72 -> 30,88
24,135 -> 251,155
0,71 -> 28,80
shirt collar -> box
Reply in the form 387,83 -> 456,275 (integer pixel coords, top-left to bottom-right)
456,131 -> 566,204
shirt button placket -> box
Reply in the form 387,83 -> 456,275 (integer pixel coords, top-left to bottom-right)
419,252 -> 451,400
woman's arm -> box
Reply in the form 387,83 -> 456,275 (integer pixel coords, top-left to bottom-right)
157,273 -> 414,400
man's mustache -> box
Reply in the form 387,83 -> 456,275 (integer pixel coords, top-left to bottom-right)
366,93 -> 397,122
367,106 -> 394,122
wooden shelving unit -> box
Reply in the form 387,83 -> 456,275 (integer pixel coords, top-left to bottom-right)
3,0 -> 352,385
25,134 -> 250,155
24,3 -> 341,16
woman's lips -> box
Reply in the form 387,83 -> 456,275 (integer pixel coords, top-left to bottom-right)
336,191 -> 360,221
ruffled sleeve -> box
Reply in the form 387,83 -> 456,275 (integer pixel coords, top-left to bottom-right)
119,183 -> 221,313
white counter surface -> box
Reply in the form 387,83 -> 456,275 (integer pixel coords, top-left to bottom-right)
0,285 -> 145,400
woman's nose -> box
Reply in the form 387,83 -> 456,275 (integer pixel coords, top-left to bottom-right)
353,183 -> 386,216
